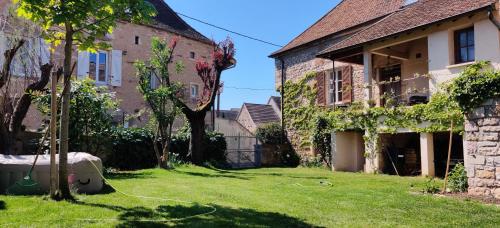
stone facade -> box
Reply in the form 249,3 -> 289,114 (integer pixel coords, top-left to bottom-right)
274,39 -> 365,155
464,98 -> 500,199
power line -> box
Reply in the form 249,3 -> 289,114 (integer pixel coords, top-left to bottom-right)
175,12 -> 284,48
224,86 -> 276,91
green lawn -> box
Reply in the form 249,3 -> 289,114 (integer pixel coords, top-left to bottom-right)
0,166 -> 499,227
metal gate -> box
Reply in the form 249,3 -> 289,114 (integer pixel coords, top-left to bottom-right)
225,133 -> 261,168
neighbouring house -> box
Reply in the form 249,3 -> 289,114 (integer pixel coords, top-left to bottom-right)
0,0 -> 214,130
237,102 -> 281,134
267,96 -> 282,120
205,109 -> 253,136
74,0 -> 214,128
270,0 -> 500,181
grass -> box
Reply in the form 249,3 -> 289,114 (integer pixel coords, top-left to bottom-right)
1,166 -> 499,227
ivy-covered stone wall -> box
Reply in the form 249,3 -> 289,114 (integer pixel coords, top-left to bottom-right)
464,98 -> 500,199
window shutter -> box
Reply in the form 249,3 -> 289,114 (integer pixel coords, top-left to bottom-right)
342,65 -> 353,104
111,50 -> 122,86
316,71 -> 326,106
77,51 -> 89,80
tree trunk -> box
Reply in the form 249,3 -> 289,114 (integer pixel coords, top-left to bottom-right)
0,40 -> 25,154
187,112 -> 207,165
55,24 -> 73,200
50,70 -> 58,198
9,64 -> 52,138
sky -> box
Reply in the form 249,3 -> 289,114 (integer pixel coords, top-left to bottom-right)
168,0 -> 340,110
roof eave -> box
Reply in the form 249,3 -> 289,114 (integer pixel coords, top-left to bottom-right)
317,4 -> 494,59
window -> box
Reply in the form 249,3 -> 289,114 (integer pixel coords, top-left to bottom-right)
328,70 -> 343,104
454,27 -> 474,64
189,51 -> 196,59
150,73 -> 158,89
89,52 -> 108,84
190,84 -> 199,98
135,36 -> 140,45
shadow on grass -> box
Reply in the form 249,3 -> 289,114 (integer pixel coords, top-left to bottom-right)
0,201 -> 5,210
105,171 -> 155,180
171,169 -> 251,180
204,166 -> 329,180
76,200 -> 316,227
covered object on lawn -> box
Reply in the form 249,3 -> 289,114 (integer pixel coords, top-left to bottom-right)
0,152 -> 103,194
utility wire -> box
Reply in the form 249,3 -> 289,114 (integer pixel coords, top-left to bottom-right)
224,86 -> 276,91
175,12 -> 284,48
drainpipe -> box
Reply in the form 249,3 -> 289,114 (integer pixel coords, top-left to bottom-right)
489,7 -> 500,30
331,56 -> 335,111
280,58 -> 286,144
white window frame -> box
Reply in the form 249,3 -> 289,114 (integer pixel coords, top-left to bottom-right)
89,51 -> 109,85
189,51 -> 196,59
190,84 -> 199,98
328,70 -> 343,105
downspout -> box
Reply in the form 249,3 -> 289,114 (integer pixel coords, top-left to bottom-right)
331,56 -> 335,111
489,6 -> 500,30
280,58 -> 286,144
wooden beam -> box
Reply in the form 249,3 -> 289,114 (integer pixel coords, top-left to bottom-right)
372,48 -> 409,61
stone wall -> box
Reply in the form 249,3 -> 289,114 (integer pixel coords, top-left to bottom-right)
274,39 -> 365,156
464,98 -> 500,199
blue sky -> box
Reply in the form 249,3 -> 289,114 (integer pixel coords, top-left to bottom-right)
168,0 -> 339,110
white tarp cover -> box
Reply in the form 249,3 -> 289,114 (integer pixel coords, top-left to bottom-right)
0,152 -> 103,194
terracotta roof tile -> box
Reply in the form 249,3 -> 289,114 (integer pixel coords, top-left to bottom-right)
319,0 -> 496,55
271,0 -> 406,57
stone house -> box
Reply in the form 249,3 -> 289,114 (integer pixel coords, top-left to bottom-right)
0,0 -> 213,130
270,0 -> 500,182
236,101 -> 281,134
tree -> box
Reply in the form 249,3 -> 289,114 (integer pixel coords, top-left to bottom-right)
16,0 -> 155,200
135,37 -> 182,168
140,36 -> 235,165
0,6 -> 53,154
0,39 -> 54,154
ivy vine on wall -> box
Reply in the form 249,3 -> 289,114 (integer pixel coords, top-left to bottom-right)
284,61 -> 497,168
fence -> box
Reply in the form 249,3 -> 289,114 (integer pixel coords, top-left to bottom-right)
225,133 -> 261,168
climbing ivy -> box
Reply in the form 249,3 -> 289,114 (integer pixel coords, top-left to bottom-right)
282,72 -> 321,149
284,71 -> 464,164
285,62 -> 499,169
448,61 -> 500,112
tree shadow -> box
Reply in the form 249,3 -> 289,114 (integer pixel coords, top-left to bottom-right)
76,201 -> 317,227
105,171 -> 155,180
171,169 -> 250,180
204,166 -> 329,180
0,201 -> 5,210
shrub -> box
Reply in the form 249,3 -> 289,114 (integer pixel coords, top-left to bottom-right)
279,143 -> 300,167
448,163 -> 468,193
107,127 -> 156,170
35,79 -> 117,154
300,155 -> 324,168
422,177 -> 440,194
170,126 -> 227,164
204,131 -> 227,162
256,123 -> 282,144
170,124 -> 191,161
